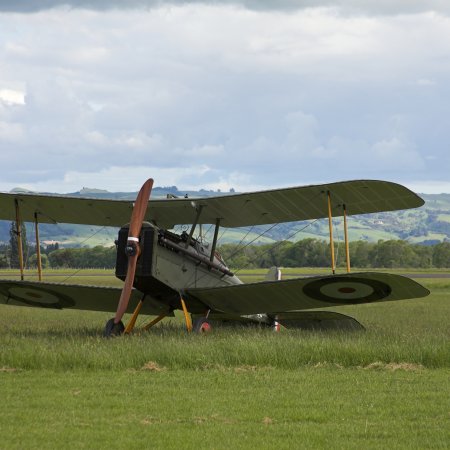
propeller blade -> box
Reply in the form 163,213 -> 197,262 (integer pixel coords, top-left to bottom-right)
114,254 -> 138,323
114,178 -> 154,324
129,178 -> 154,237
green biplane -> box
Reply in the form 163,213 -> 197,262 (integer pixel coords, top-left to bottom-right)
0,179 -> 429,335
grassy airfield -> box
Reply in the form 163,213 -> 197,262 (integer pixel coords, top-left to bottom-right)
0,269 -> 449,449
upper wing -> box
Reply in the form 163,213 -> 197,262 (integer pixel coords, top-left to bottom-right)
0,180 -> 423,228
0,280 -> 172,315
183,272 -> 429,314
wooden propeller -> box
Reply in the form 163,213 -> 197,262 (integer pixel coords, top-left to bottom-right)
113,178 -> 154,325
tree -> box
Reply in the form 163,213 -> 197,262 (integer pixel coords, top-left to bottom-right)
8,221 -> 28,269
370,240 -> 419,268
413,245 -> 433,268
432,242 -> 450,268
47,246 -> 116,268
349,240 -> 373,268
282,239 -> 329,267
48,249 -> 75,268
0,253 -> 9,268
28,253 -> 49,269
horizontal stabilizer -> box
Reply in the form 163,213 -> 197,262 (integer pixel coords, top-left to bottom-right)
0,280 -> 173,315
184,272 -> 430,315
273,311 -> 364,331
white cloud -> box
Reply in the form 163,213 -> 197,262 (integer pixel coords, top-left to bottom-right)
3,164 -> 215,193
60,166 -> 195,192
207,171 -> 267,192
406,181 -> 450,195
0,89 -> 26,105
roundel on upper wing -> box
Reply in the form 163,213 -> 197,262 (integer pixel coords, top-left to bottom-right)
5,285 -> 75,309
302,276 -> 392,304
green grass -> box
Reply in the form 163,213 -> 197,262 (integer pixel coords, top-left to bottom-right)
409,232 -> 449,243
0,269 -> 449,448
1,368 -> 448,449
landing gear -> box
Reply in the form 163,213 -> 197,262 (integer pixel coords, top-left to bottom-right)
104,318 -> 125,337
272,315 -> 280,332
193,317 -> 212,333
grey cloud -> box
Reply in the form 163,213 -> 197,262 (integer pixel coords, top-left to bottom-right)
1,0 -> 450,15
0,6 -> 449,193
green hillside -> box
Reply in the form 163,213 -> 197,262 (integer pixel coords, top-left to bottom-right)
1,189 -> 449,248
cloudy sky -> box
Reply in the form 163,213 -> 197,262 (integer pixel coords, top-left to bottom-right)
1,1 -> 449,194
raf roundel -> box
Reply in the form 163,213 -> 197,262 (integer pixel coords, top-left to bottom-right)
302,276 -> 392,304
4,284 -> 75,309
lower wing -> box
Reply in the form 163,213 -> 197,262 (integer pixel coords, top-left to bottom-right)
0,281 -> 172,316
0,272 -> 429,317
184,272 -> 430,315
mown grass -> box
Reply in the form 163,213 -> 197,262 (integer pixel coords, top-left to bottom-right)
0,269 -> 449,448
2,368 -> 448,449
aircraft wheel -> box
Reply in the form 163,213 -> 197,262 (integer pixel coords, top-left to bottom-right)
104,318 -> 125,337
193,318 -> 212,333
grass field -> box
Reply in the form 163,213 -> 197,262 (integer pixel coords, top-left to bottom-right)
0,269 -> 449,448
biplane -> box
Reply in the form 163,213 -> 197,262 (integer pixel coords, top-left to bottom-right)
0,179 -> 429,336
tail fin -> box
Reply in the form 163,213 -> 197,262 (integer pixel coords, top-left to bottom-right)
265,266 -> 281,282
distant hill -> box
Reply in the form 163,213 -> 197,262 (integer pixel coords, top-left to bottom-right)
1,187 -> 449,247
64,186 -> 234,200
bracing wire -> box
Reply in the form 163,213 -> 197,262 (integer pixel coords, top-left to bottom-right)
173,191 -> 346,288
226,223 -> 277,261
77,225 -> 109,248
183,223 -> 227,289
219,225 -> 256,261
233,218 -> 321,276
60,225 -> 108,283
186,216 -> 322,289
184,222 -> 280,288
232,190 -> 329,275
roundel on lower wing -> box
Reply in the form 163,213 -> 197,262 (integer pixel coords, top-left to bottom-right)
6,285 -> 75,309
302,277 -> 392,304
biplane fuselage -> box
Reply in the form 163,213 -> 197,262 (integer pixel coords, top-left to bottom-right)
115,222 -> 242,314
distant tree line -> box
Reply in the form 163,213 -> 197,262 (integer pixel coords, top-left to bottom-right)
217,239 -> 450,269
1,221 -> 116,269
1,217 -> 450,269
0,244 -> 117,270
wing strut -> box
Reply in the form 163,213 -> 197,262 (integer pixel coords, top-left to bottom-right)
327,191 -> 336,274
185,204 -> 204,249
343,204 -> 351,273
124,298 -> 144,334
180,295 -> 193,332
142,312 -> 170,331
209,218 -> 221,263
14,199 -> 24,281
34,213 -> 43,281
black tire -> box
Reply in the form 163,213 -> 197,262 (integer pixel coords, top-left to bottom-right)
104,318 -> 125,337
193,318 -> 212,333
